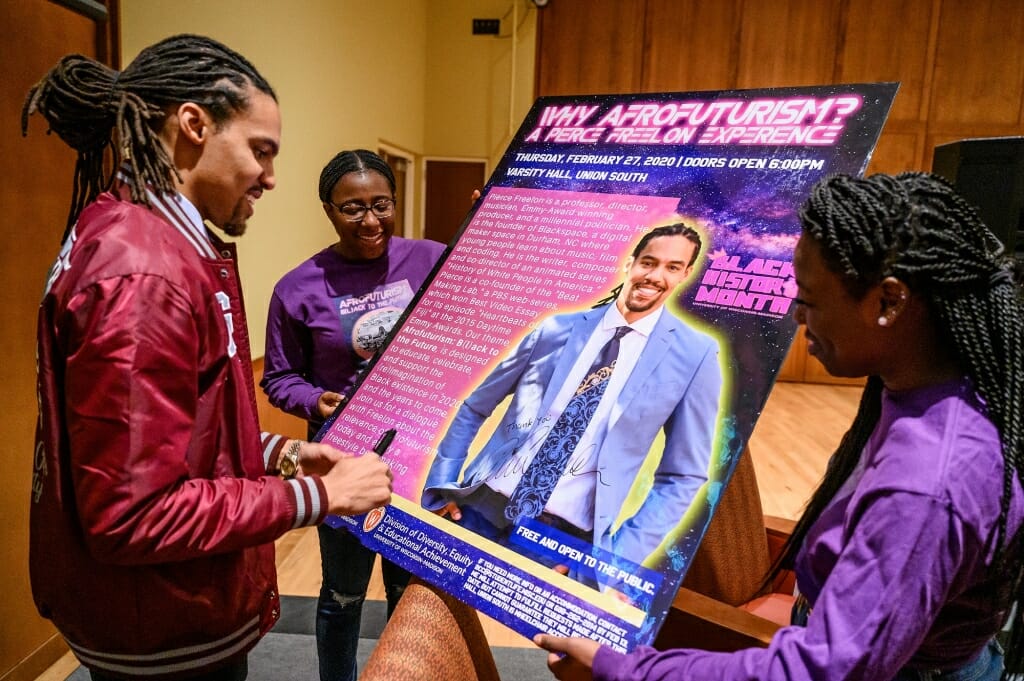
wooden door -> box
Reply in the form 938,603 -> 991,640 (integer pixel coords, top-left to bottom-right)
423,159 -> 487,247
535,0 -> 646,97
0,1 -> 119,678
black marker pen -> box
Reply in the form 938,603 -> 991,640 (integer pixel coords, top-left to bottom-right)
373,428 -> 397,455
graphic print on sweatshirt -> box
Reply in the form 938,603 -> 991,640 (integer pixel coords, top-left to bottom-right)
334,280 -> 415,366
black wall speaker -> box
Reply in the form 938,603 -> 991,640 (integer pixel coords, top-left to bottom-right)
932,137 -> 1024,255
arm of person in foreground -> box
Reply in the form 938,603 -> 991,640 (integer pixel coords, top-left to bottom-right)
537,489 -> 970,680
65,275 -> 392,566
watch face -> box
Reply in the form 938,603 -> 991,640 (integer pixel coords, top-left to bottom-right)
281,450 -> 299,477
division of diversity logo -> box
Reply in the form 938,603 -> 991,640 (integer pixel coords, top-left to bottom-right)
363,506 -> 387,532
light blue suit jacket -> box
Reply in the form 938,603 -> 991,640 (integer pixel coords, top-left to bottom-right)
422,305 -> 723,565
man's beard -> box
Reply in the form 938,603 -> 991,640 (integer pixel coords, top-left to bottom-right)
222,221 -> 247,237
221,195 -> 254,237
624,282 -> 666,313
625,297 -> 659,314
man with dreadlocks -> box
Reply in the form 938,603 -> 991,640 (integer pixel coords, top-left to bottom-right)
422,223 -> 723,588
24,35 -> 394,680
537,172 -> 1024,681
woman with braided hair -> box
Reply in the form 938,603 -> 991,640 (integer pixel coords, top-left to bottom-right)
262,149 -> 445,681
536,172 -> 1024,680
25,34 -> 393,680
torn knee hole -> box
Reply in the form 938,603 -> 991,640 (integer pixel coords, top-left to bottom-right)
329,591 -> 365,608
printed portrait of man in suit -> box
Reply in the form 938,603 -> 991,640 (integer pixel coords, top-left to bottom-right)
421,222 -> 724,582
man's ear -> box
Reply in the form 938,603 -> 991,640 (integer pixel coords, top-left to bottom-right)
176,102 -> 209,146
623,256 -> 634,273
877,276 -> 910,326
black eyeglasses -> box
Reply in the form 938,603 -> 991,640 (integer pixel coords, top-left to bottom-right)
328,198 -> 396,222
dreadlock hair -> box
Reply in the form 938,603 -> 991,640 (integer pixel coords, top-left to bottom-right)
770,172 -> 1024,675
593,222 -> 702,308
22,34 -> 276,241
318,149 -> 396,202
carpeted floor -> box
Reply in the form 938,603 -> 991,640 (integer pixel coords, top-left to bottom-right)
64,596 -> 551,680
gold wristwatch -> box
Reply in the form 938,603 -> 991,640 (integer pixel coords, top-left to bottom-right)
280,440 -> 301,479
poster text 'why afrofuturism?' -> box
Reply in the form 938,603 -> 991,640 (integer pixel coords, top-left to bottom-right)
524,96 -> 863,146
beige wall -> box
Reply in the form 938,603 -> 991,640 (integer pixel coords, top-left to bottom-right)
121,0 -> 537,354
424,0 -> 537,166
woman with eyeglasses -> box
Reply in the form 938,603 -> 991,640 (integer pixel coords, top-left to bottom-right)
261,148 -> 445,681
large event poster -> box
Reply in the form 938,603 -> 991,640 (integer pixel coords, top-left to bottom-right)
318,83 -> 898,649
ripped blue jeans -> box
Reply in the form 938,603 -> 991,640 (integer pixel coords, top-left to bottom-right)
316,525 -> 409,681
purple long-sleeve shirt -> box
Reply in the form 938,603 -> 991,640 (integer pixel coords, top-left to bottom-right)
594,377 -> 1023,680
262,237 -> 445,421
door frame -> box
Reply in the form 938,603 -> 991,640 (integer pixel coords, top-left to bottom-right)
378,141 -> 416,239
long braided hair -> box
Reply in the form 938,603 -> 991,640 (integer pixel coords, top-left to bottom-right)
771,172 -> 1024,672
318,149 -> 396,202
21,34 -> 276,241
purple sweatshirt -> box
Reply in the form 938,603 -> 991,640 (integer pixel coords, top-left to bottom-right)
262,236 -> 445,421
594,378 -> 1023,680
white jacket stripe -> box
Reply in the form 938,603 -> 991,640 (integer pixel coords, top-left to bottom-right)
67,617 -> 259,675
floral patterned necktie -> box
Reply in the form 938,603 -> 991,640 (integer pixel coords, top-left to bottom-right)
504,326 -> 631,524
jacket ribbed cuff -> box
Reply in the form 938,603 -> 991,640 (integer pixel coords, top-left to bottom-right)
284,475 -> 328,528
261,432 -> 288,474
